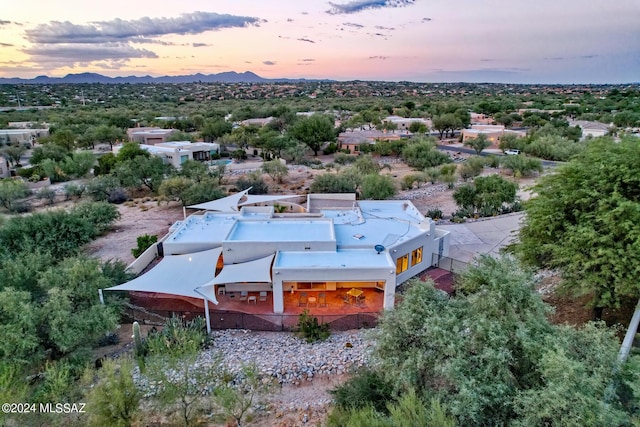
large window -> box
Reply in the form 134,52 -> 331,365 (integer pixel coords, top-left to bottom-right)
396,254 -> 409,274
411,247 -> 423,267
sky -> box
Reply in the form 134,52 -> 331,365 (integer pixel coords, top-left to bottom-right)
1,0 -> 638,84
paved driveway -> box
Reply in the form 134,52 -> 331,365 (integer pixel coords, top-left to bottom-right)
437,213 -> 524,263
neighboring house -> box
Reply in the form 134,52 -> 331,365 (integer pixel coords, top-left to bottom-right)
382,115 -> 431,132
337,130 -> 402,154
568,120 -> 609,139
113,141 -> 220,168
0,128 -> 49,145
126,127 -> 176,145
461,125 -> 526,148
105,192 -> 451,329
239,117 -> 274,127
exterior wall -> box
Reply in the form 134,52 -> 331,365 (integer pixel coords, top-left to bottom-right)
0,129 -> 49,144
222,240 -> 336,264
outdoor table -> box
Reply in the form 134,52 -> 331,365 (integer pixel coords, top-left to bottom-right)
347,288 -> 363,303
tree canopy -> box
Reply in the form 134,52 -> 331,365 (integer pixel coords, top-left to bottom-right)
288,114 -> 336,156
515,136 -> 640,311
336,255 -> 640,426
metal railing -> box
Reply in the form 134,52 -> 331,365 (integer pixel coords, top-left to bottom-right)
431,254 -> 469,273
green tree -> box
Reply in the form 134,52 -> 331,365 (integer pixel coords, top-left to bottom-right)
39,257 -> 119,359
1,143 -> 27,167
132,234 -> 158,258
288,114 -> 336,156
401,138 -> 451,170
457,156 -> 485,181
116,142 -> 150,162
30,144 -> 70,165
261,159 -> 288,183
501,155 -> 543,178
0,288 -> 41,366
515,136 -> 640,314
463,133 -> 491,154
92,124 -> 125,149
115,155 -> 171,192
453,174 -> 518,217
94,152 -> 117,175
200,119 -> 232,142
360,174 -> 397,200
310,172 -> 359,194
51,128 -> 77,151
85,357 -> 141,427
0,179 -> 30,212
213,363 -> 272,427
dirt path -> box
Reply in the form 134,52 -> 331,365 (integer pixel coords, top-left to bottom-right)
85,199 -> 184,265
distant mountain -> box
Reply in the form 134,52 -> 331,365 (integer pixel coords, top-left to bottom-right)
0,71 -> 321,85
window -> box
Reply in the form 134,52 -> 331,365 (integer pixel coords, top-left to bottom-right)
411,247 -> 423,267
396,254 -> 409,274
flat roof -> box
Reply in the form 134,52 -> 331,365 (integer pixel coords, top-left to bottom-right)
167,212 -> 240,244
227,219 -> 334,242
358,200 -> 424,223
275,250 -> 393,269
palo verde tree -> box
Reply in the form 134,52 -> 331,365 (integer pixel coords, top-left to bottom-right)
463,133 -> 491,155
288,113 -> 336,156
515,136 -> 640,317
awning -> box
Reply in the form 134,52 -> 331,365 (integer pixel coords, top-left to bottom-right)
104,247 -> 222,304
196,253 -> 274,299
187,188 -> 251,212
238,194 -> 300,206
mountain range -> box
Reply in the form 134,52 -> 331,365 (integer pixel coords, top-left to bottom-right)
0,71 -> 321,85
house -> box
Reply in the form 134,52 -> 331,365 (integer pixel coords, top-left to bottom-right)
126,127 -> 176,145
112,141 -> 220,168
0,128 -> 49,145
461,125 -> 526,148
105,191 -> 450,331
568,120 -> 609,139
382,116 -> 431,132
337,130 -> 403,154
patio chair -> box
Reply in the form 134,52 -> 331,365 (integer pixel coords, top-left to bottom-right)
342,293 -> 351,305
259,291 -> 267,302
298,292 -> 308,307
239,291 -> 248,302
318,292 -> 327,307
356,294 -> 366,306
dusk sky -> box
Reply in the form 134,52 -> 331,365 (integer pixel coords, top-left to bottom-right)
1,0 -> 638,84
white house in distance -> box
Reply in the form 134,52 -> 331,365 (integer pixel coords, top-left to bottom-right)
126,127 -> 176,145
105,191 -> 450,330
461,125 -> 526,148
0,128 -> 49,145
113,141 -> 220,168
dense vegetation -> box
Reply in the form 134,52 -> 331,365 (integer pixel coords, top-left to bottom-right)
330,256 -> 640,426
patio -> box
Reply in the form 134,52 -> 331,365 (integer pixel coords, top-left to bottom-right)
214,287 -> 384,316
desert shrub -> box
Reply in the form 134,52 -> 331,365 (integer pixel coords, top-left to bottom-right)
323,142 -> 338,155
131,234 -> 157,258
334,152 -> 357,165
295,310 -> 330,343
310,172 -> 359,194
501,155 -> 543,178
402,139 -> 451,169
330,367 -> 393,412
484,154 -> 501,168
236,172 -> 269,194
360,174 -> 396,200
457,156 -> 485,181
426,209 -> 443,220
36,187 -> 57,205
64,183 -> 86,200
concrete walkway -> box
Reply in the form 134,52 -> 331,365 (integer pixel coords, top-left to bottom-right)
437,213 -> 524,263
